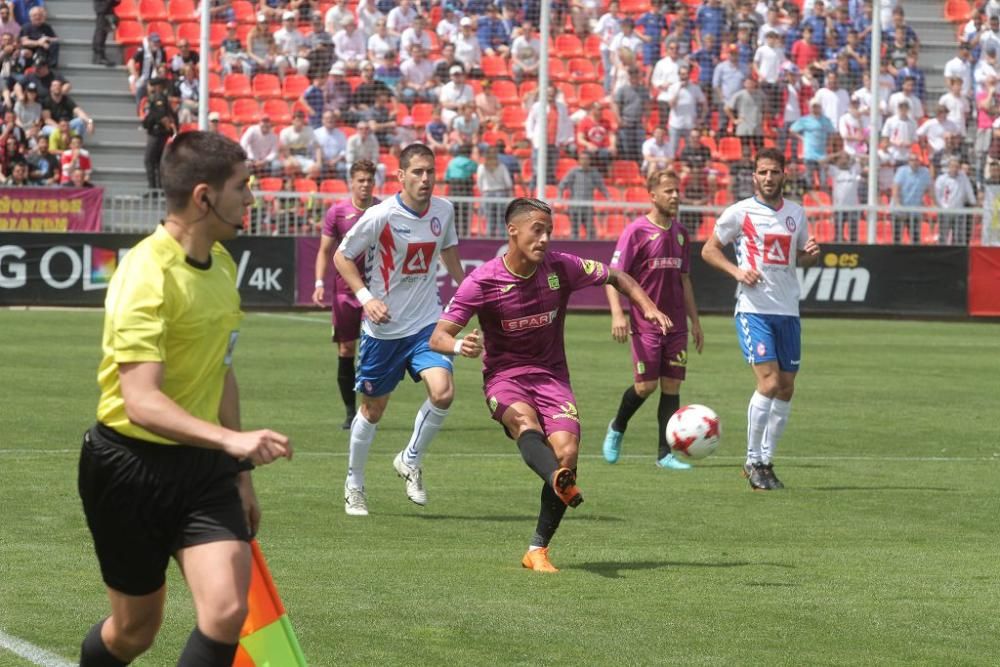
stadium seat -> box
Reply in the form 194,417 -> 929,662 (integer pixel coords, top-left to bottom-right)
554,34 -> 583,58
230,98 -> 260,124
553,213 -> 571,238
410,103 -> 434,126
481,55 -> 510,79
624,186 -> 648,202
167,0 -> 196,23
115,20 -> 144,46
207,72 -> 224,96
294,178 -> 318,204
944,0 -> 973,22
500,105 -> 527,130
601,213 -> 627,239
146,21 -> 175,46
567,58 -> 598,84
218,122 -> 239,141
435,154 -> 450,175
208,97 -> 232,123
382,153 -> 400,176
556,82 -> 578,107
320,179 -> 349,195
115,0 -> 138,20
717,137 -> 742,161
263,99 -> 292,124
137,0 -> 168,23
223,73 -> 252,99
232,0 -> 256,24
252,73 -> 282,99
256,177 -> 283,204
547,58 -> 569,82
701,135 -> 719,158
577,83 -> 605,108
282,74 -> 309,99
584,34 -> 601,54
611,161 -> 644,187
620,0 -> 646,14
518,80 -> 538,98
555,157 -> 578,182
492,80 -> 518,105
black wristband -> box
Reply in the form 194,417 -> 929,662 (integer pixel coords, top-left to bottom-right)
237,458 -> 255,472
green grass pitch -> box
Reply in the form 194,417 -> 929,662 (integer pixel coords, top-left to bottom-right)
1,309 -> 999,665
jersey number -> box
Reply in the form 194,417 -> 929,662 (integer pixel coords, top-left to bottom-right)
762,234 -> 792,265
402,242 -> 436,274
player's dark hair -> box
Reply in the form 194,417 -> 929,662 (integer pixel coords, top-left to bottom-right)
350,159 -> 377,179
399,142 -> 435,170
754,147 -> 786,171
646,168 -> 679,192
161,131 -> 246,213
504,197 -> 551,225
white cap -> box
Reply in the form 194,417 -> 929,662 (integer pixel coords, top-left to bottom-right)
460,16 -> 472,26
329,62 -> 346,75
282,10 -> 296,20
449,65 -> 464,75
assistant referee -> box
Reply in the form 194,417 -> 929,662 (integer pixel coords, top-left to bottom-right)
77,131 -> 291,666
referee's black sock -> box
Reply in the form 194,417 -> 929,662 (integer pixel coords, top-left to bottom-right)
530,480 -> 568,548
337,355 -> 356,414
658,393 -> 680,460
177,627 -> 238,667
612,385 -> 647,433
80,619 -> 127,667
516,429 -> 559,484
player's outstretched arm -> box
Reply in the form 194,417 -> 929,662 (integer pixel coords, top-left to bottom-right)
119,362 -> 292,466
702,234 -> 760,286
429,320 -> 483,358
607,268 -> 672,335
604,283 -> 629,343
334,248 -> 390,324
798,236 -> 821,268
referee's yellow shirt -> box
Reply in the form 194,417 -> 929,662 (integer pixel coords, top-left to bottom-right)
96,225 -> 244,444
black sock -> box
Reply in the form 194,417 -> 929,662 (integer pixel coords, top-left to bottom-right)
80,619 -> 128,667
658,393 -> 680,460
612,386 -> 647,433
516,429 -> 560,484
177,627 -> 238,667
530,481 -> 568,548
337,355 -> 356,415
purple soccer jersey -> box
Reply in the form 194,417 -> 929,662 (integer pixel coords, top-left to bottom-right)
441,251 -> 610,384
609,215 -> 690,335
321,196 -> 379,294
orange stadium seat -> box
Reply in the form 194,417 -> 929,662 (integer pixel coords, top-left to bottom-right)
166,0 -> 196,23
556,82 -> 577,107
263,99 -> 292,124
218,122 -> 239,141
553,213 -> 571,238
252,73 -> 282,99
619,0 -> 646,14
717,136 -> 742,161
547,58 -> 569,82
481,55 -> 510,79
492,79 -> 518,105
321,179 -> 349,195
554,34 -> 583,58
611,161 -> 644,187
231,98 -> 260,124
577,83 -> 605,108
567,58 -> 598,84
944,0 -> 973,22
500,105 -> 526,130
208,97 -> 232,123
146,21 -> 175,45
115,0 -> 138,20
115,20 -> 143,46
282,74 -> 309,98
434,153 -> 450,174
208,72 -> 224,96
584,34 -> 601,54
382,154 -> 400,177
233,0 -> 257,24
518,80 -> 537,98
555,157 -> 578,182
137,0 -> 168,23
410,103 -> 434,126
223,73 -> 252,99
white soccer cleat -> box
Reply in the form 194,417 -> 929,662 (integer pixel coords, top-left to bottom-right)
393,451 -> 427,506
344,483 -> 369,516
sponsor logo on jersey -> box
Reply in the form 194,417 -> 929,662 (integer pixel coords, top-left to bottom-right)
551,401 -> 579,422
430,216 -> 442,237
402,242 -> 436,274
499,283 -> 516,294
547,273 -> 560,290
785,216 -> 796,232
391,225 -> 412,237
647,257 -> 683,270
581,259 -> 599,275
669,349 -> 687,367
649,232 -> 661,241
501,308 -> 558,331
762,233 -> 791,265
488,395 -> 498,413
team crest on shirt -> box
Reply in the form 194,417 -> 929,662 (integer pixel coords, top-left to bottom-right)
551,402 -> 579,422
785,216 -> 796,232
762,234 -> 792,265
430,216 -> 442,236
547,273 -> 560,290
677,234 -> 685,246
669,350 -> 688,367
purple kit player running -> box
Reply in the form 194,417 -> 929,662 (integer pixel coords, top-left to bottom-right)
313,160 -> 379,429
430,198 -> 670,573
603,169 -> 704,469
701,147 -> 820,491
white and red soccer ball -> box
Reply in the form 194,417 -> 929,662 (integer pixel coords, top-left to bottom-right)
666,404 -> 721,460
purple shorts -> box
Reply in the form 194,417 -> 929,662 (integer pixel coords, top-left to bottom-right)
331,291 -> 362,343
484,371 -> 581,439
630,330 -> 688,382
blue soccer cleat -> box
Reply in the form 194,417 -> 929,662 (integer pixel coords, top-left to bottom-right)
656,453 -> 692,470
602,420 -> 623,464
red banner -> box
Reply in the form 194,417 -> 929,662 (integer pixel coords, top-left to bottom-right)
969,247 -> 1000,316
0,187 -> 103,232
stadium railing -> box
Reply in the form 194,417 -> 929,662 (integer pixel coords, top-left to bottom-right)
97,186 -> 989,246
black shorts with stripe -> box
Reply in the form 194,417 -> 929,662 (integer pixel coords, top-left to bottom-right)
77,423 -> 250,596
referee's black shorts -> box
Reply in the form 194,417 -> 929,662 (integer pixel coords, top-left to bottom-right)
78,423 -> 250,596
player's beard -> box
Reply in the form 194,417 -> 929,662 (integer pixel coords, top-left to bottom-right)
654,200 -> 678,220
756,176 -> 784,204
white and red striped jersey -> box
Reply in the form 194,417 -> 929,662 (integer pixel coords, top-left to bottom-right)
713,196 -> 809,316
338,193 -> 458,339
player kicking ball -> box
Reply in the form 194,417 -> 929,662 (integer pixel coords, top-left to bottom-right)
602,169 -> 704,469
312,160 -> 380,430
334,143 -> 466,516
430,198 -> 670,572
701,147 -> 820,491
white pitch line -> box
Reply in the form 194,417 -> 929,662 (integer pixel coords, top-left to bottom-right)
252,312 -> 328,324
0,448 -> 994,463
0,630 -> 75,667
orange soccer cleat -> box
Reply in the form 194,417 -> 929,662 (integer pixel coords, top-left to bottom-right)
521,547 -> 559,573
550,467 -> 583,507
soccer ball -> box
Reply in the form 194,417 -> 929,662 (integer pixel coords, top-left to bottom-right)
666,404 -> 721,460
